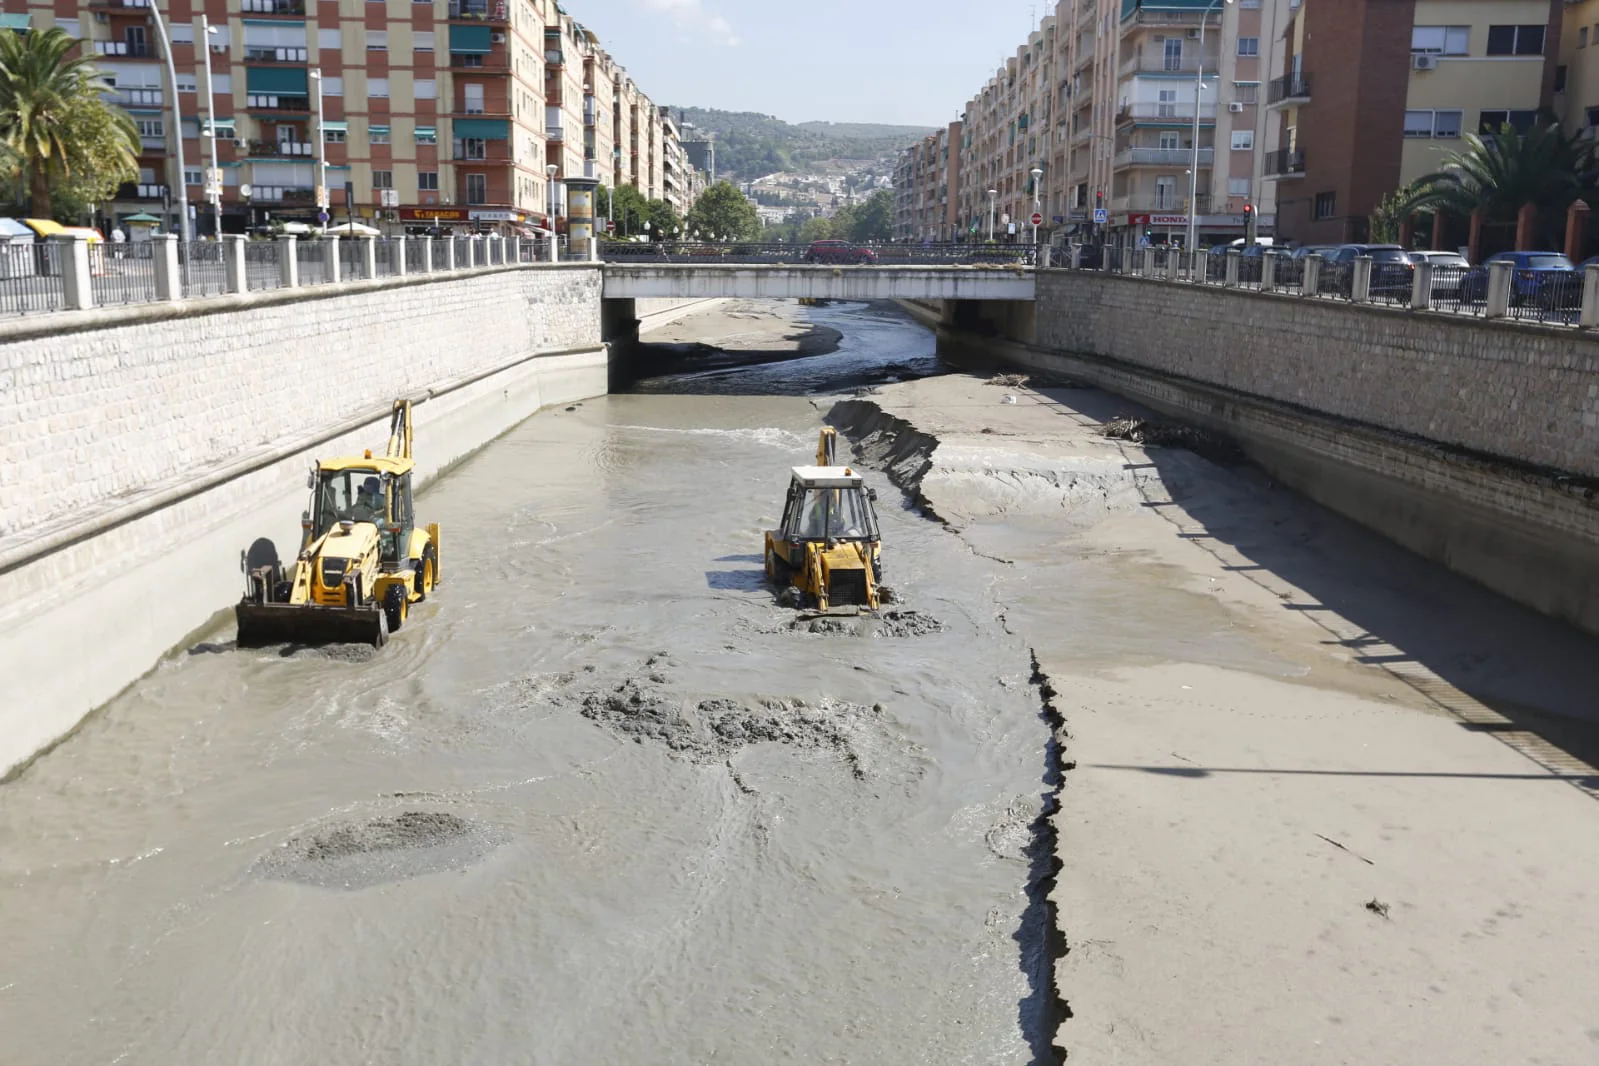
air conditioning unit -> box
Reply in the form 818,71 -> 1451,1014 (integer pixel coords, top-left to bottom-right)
491,32 -> 506,43
1228,101 -> 1245,113
1413,54 -> 1439,71
1186,28 -> 1201,39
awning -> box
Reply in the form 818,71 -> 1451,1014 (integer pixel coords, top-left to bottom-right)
369,124 -> 391,135
246,66 -> 309,94
242,18 -> 305,27
201,117 -> 237,134
452,117 -> 508,140
0,13 -> 30,30
23,218 -> 64,237
122,212 -> 161,223
449,25 -> 493,54
414,125 -> 436,137
321,119 -> 348,132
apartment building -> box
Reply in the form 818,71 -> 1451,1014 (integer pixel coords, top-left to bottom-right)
929,0 -> 1290,249
1271,0 -> 1561,245
1560,0 -> 1599,130
3,0 -> 678,235
894,120 -> 961,240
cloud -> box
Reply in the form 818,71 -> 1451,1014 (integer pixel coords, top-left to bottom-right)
639,0 -> 739,46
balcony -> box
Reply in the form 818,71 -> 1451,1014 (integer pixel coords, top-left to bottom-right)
239,0 -> 304,14
1116,102 -> 1216,123
1267,74 -> 1311,108
544,49 -> 564,66
243,45 -> 309,63
454,147 -> 512,163
245,93 -> 311,113
139,135 -> 166,150
450,0 -> 508,21
1124,9 -> 1220,28
447,54 -> 511,71
1115,146 -> 1214,167
251,185 -> 315,204
1118,56 -> 1211,77
1267,147 -> 1306,178
88,0 -> 150,9
115,182 -> 167,200
1110,193 -> 1213,214
547,125 -> 564,141
95,40 -> 155,58
109,87 -> 163,107
246,139 -> 314,158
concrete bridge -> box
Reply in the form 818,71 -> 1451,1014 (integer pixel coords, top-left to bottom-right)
600,263 -> 1037,302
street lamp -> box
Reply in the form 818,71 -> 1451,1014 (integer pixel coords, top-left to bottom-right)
546,162 -> 558,231
1189,0 -> 1235,256
309,68 -> 329,227
201,17 -> 221,237
987,188 -> 997,242
145,0 -> 190,241
1030,166 -> 1043,246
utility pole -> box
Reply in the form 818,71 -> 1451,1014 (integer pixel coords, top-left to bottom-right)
146,0 -> 190,242
311,68 -> 330,226
201,15 -> 221,237
1189,0 -> 1234,254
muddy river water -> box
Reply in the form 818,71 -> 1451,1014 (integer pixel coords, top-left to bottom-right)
0,303 -> 1057,1064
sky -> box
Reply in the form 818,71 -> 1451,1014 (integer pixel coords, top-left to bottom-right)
569,0 -> 1048,127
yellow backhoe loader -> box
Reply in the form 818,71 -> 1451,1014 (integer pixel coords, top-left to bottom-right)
235,400 -> 441,648
764,427 -> 883,613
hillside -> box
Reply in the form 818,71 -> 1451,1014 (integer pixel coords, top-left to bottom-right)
667,107 -> 933,182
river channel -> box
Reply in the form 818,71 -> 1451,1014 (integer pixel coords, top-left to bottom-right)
0,301 -> 1054,1065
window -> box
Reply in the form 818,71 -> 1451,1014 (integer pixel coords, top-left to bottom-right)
1163,37 -> 1182,72
369,77 -> 389,98
1556,65 -> 1568,94
1233,81 -> 1259,105
209,25 -> 230,53
1404,110 -> 1434,137
1587,106 -> 1599,129
321,75 -> 343,96
318,28 -> 341,50
463,83 -> 484,114
1227,177 -> 1249,197
419,171 -> 439,191
415,31 -> 435,52
1158,130 -> 1179,150
1479,109 -> 1537,135
1486,25 -> 1544,56
1230,130 -> 1254,150
214,73 -> 232,94
1432,110 -> 1463,138
184,169 -> 202,186
366,30 -> 388,52
324,128 -> 346,143
415,126 -> 437,144
1314,191 -> 1335,220
460,137 -> 487,159
1411,25 -> 1469,55
175,72 -> 197,93
453,53 -> 483,67
372,170 -> 393,190
137,118 -> 164,138
1157,88 -> 1177,118
1237,37 -> 1259,57
1581,27 -> 1589,48
168,23 -> 193,45
414,79 -> 436,99
466,173 -> 487,204
55,17 -> 80,38
370,125 -> 391,144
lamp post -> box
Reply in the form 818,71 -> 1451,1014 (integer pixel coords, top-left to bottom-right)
1030,166 -> 1043,246
987,188 -> 997,242
310,68 -> 329,226
200,16 -> 221,237
145,0 -> 190,241
546,162 -> 559,230
1188,0 -> 1234,255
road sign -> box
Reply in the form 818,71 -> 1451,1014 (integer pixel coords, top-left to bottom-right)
317,210 -> 329,224
315,185 -> 329,209
1000,213 -> 1011,225
1093,208 -> 1109,224
1031,212 -> 1043,227
605,220 -> 616,233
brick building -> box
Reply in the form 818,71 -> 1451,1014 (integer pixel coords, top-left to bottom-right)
3,0 -> 686,236
893,120 -> 961,240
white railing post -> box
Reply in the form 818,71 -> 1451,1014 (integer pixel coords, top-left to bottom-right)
1224,248 -> 1241,287
1410,260 -> 1433,310
223,234 -> 247,293
1302,253 -> 1322,296
279,234 -> 299,288
1261,250 -> 1278,290
588,236 -> 599,263
1040,244 -> 1052,269
1164,250 -> 1180,282
547,235 -> 559,263
421,236 -> 434,273
56,234 -> 94,309
361,235 -> 378,279
325,235 -> 341,284
1192,248 -> 1208,283
393,234 -> 408,277
1139,246 -> 1154,276
151,234 -> 181,302
1581,264 -> 1599,328
1069,244 -> 1082,269
441,237 -> 456,271
1352,255 -> 1373,302
1485,259 -> 1513,318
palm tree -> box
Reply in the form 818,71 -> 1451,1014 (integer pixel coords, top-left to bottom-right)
0,27 -> 135,218
1401,118 -> 1594,245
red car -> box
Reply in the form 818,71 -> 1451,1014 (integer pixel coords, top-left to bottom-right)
804,239 -> 877,265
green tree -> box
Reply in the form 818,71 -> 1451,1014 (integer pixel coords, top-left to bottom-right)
685,180 -> 760,240
0,28 -> 137,219
643,197 -> 682,239
596,181 -> 652,237
839,189 -> 893,242
1402,118 -> 1592,246
796,215 -> 837,243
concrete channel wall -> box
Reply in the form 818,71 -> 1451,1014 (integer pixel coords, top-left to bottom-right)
945,270 -> 1599,637
0,263 -> 610,776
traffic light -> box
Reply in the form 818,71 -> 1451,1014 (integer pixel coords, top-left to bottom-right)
1243,203 -> 1257,245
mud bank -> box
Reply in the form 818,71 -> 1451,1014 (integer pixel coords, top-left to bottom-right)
829,374 -> 1599,1065
636,298 -> 843,375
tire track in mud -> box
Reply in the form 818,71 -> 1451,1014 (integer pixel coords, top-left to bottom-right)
828,396 -> 1074,1065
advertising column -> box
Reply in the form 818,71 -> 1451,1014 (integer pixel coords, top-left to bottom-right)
562,176 -> 600,255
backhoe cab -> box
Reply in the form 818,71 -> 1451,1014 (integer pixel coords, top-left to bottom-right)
764,428 -> 883,613
235,400 -> 442,648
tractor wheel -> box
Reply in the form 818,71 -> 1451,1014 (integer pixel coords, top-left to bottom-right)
414,543 -> 438,600
384,584 -> 408,634
766,545 -> 792,586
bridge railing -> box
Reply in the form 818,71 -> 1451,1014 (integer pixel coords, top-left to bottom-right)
600,241 -> 1040,267
1057,244 -> 1599,331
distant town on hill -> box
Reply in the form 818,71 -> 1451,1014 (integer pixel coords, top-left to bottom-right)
668,107 -> 935,183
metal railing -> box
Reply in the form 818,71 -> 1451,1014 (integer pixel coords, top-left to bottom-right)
1270,147 -> 1306,176
180,241 -> 229,297
296,238 -> 330,286
599,241 -> 1040,266
1267,73 -> 1312,105
244,241 -> 284,290
90,242 -> 158,306
0,243 -> 65,315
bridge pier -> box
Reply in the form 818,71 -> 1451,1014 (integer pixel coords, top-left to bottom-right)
601,297 -> 642,391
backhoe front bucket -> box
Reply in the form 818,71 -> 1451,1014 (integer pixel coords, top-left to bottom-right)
234,602 -> 387,649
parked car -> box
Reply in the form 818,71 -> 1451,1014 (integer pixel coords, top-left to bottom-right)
1408,250 -> 1471,299
804,239 -> 877,265
1458,251 -> 1579,308
1323,244 -> 1415,298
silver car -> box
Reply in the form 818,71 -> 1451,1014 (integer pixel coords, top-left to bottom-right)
1409,250 -> 1470,299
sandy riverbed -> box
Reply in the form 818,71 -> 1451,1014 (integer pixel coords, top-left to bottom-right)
831,372 -> 1599,1066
